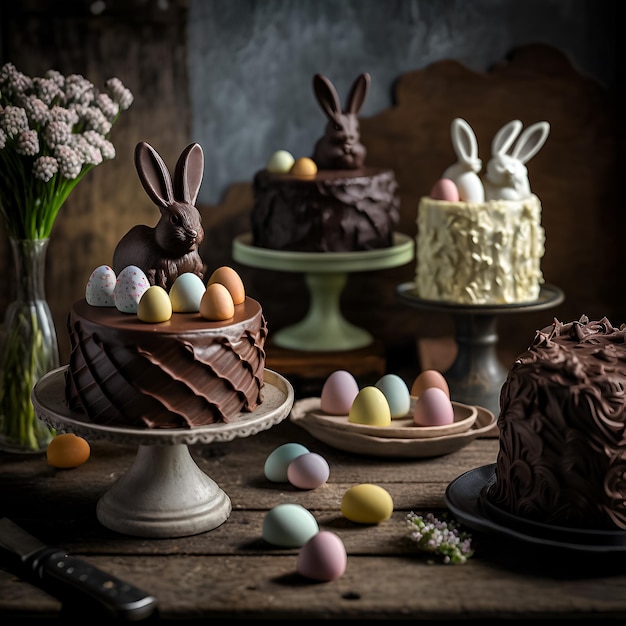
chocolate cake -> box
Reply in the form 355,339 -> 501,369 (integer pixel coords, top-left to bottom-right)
250,73 -> 400,252
488,316 -> 626,530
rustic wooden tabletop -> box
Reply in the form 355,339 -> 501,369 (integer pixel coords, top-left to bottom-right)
1,413 -> 625,622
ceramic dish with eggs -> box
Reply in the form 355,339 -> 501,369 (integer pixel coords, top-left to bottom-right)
306,397 -> 477,439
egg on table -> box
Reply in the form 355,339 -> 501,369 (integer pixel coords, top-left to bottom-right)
47,433 -> 91,468
287,452 -> 330,490
296,531 -> 347,582
264,442 -> 309,482
262,503 -> 319,547
348,386 -> 391,427
320,370 -> 359,415
341,484 -> 394,524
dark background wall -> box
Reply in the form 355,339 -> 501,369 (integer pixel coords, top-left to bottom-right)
188,0 -> 618,204
0,0 -> 621,370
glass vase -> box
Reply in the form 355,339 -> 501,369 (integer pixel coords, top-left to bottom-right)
0,237 -> 59,453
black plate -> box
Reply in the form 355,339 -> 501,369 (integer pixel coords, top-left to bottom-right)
445,464 -> 626,554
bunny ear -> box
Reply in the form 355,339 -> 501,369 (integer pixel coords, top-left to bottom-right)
491,120 -> 523,156
313,74 -> 342,122
345,73 -> 371,115
450,118 -> 479,163
511,121 -> 550,164
134,141 -> 174,208
174,143 -> 204,205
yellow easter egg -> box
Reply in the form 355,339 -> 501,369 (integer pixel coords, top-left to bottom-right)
207,266 -> 245,305
341,484 -> 394,524
200,282 -> 235,321
47,433 -> 91,469
137,285 -> 172,323
348,386 -> 391,426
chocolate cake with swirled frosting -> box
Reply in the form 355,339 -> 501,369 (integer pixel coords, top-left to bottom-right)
65,297 -> 267,429
488,316 -> 626,530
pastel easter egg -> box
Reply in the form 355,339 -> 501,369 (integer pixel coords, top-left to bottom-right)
199,282 -> 235,321
296,531 -> 347,582
411,370 -> 450,399
267,150 -> 295,174
264,442 -> 309,482
169,272 -> 206,312
375,374 -> 411,419
262,503 -> 319,547
85,265 -> 116,307
287,452 -> 330,490
430,178 -> 460,202
113,265 -> 150,314
207,266 -> 245,305
320,370 -> 359,415
341,484 -> 394,524
413,386 -> 454,427
137,285 -> 172,323
348,386 -> 392,427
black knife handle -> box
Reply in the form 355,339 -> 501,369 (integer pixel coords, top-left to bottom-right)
31,548 -> 157,621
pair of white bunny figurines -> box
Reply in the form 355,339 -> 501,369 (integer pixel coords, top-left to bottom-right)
442,117 -> 550,203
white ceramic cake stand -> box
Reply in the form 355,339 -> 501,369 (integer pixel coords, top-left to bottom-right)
31,366 -> 294,539
232,232 -> 414,352
396,283 -> 564,417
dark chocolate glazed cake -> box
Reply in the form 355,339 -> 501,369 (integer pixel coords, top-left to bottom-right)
250,72 -> 400,253
251,167 -> 399,252
65,297 -> 267,429
488,315 -> 626,530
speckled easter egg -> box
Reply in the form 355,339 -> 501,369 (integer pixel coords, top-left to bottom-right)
113,265 -> 150,314
85,265 -> 116,307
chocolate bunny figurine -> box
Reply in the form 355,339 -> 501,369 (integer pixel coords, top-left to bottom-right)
113,141 -> 205,291
312,72 -> 370,169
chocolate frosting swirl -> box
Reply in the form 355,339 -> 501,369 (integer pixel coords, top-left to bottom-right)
489,315 -> 626,530
65,298 -> 267,429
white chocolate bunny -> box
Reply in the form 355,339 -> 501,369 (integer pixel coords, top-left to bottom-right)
442,117 -> 485,203
484,120 -> 550,201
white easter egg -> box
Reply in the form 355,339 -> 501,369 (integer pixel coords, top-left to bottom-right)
267,150 -> 295,174
113,265 -> 150,314
169,272 -> 206,312
85,265 -> 116,307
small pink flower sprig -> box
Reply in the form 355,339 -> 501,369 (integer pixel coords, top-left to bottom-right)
0,62 -> 133,240
406,511 -> 474,564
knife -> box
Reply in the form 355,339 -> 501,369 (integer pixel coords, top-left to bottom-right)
0,517 -> 157,621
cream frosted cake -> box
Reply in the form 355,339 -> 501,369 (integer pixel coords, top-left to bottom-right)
415,117 -> 549,305
251,73 -> 400,252
64,142 -> 267,429
488,315 -> 626,531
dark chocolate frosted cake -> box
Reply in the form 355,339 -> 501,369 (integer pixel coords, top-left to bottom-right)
250,73 -> 400,252
488,315 -> 626,530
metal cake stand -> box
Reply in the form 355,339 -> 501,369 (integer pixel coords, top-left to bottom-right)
233,232 -> 414,352
32,367 -> 294,539
396,283 -> 564,417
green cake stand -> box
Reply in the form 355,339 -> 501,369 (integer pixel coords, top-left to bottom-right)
233,232 -> 414,352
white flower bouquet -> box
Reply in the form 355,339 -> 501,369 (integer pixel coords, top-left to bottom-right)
0,63 -> 133,452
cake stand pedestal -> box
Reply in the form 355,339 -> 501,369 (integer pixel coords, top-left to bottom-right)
396,283 -> 564,417
233,232 -> 414,352
31,367 -> 294,539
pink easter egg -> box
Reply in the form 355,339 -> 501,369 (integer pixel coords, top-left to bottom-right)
430,178 -> 460,202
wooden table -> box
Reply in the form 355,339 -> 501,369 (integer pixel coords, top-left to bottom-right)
1,415 -> 625,621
